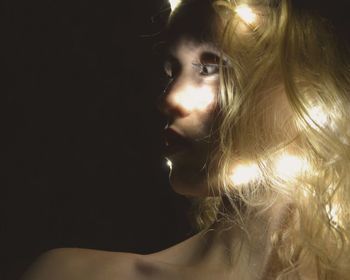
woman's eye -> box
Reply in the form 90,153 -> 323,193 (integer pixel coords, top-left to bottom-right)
193,63 -> 219,76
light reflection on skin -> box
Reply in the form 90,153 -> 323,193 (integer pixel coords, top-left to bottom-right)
161,37 -> 319,195
160,38 -> 220,196
172,85 -> 216,112
166,158 -> 173,170
164,1 -> 330,195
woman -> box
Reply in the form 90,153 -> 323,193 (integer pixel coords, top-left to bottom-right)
22,0 -> 350,279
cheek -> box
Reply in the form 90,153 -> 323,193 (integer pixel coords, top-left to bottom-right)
173,83 -> 218,112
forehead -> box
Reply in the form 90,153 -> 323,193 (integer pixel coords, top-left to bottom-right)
167,37 -> 220,60
165,0 -> 219,46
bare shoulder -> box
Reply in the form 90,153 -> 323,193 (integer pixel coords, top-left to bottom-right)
20,233 -> 205,280
20,248 -> 146,280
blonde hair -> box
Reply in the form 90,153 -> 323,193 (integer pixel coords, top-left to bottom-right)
167,0 -> 350,278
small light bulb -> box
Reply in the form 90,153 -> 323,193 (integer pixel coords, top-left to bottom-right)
274,154 -> 308,180
235,4 -> 257,25
230,163 -> 261,185
307,106 -> 329,129
169,0 -> 181,11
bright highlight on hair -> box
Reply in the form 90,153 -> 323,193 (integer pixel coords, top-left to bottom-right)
307,106 -> 329,129
274,154 -> 308,180
229,153 -> 308,186
173,87 -> 216,111
169,0 -> 181,11
235,4 -> 257,25
230,162 -> 261,185
326,204 -> 341,227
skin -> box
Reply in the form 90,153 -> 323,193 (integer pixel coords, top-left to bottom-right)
21,38 -> 308,280
160,37 -> 220,197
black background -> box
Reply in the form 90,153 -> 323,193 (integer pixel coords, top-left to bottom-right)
4,0 -> 193,279
5,0 -> 350,279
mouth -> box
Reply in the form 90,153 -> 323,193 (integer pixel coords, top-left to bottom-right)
163,128 -> 193,156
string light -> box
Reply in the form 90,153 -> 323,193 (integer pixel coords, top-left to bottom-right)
229,153 -> 308,186
274,154 -> 308,180
307,106 -> 329,129
169,0 -> 181,11
235,4 -> 257,25
230,162 -> 261,185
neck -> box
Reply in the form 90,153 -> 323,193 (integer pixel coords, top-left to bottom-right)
195,198 -> 289,279
147,197 -> 290,280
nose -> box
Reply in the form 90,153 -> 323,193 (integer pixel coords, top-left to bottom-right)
157,77 -> 192,118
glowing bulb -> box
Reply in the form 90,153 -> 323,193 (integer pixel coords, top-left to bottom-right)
230,163 -> 261,185
173,87 -> 215,111
169,0 -> 181,11
274,154 -> 307,179
307,106 -> 328,129
235,4 -> 257,25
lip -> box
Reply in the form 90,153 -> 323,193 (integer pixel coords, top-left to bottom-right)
163,128 -> 193,156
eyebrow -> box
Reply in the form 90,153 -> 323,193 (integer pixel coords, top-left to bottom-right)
164,51 -> 230,73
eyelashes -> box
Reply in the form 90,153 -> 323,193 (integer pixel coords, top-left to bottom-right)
163,60 -> 219,79
191,63 -> 219,76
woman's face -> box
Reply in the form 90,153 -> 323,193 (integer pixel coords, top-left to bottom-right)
159,37 -> 220,197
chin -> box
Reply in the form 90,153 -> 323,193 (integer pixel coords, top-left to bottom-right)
165,146 -> 216,197
168,168 -> 212,197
